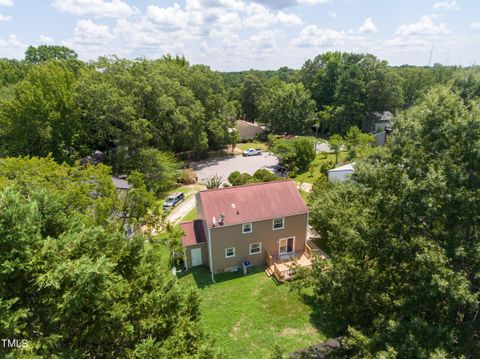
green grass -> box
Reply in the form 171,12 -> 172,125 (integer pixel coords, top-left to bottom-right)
178,266 -> 326,358
181,207 -> 197,221
292,152 -> 348,184
237,141 -> 269,152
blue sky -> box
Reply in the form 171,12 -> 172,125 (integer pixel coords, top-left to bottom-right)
1,0 -> 480,71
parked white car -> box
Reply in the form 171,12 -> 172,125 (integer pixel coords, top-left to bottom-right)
242,148 -> 262,156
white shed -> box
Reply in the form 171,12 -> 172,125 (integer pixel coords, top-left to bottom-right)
327,163 -> 355,182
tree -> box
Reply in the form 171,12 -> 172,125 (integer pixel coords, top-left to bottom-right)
25,45 -> 78,64
301,52 -> 402,134
229,129 -> 239,154
0,157 -> 216,357
259,82 -> 317,135
344,126 -> 374,159
272,137 -> 316,173
239,73 -> 267,120
308,86 -> 480,357
328,134 -> 343,164
0,61 -> 82,163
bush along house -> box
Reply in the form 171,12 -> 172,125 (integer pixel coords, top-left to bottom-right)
179,180 -> 320,283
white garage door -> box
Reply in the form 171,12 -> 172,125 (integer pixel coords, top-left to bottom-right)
191,248 -> 202,267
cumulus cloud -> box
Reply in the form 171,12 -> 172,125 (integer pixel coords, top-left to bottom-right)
359,18 -> 377,33
72,19 -> 113,45
470,21 -> 480,30
433,0 -> 460,10
290,25 -> 345,48
0,12 -> 11,21
0,0 -> 13,6
52,0 -> 136,18
0,34 -> 26,58
39,35 -> 54,43
395,15 -> 449,36
255,0 -> 329,8
146,4 -> 188,31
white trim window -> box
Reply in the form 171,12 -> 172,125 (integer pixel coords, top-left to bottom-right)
249,242 -> 262,255
242,223 -> 252,234
272,218 -> 285,230
225,247 -> 236,258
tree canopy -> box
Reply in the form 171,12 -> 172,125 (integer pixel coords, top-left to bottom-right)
0,157 -> 216,358
308,85 -> 480,358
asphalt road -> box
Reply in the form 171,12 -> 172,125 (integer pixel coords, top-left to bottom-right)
192,152 -> 279,184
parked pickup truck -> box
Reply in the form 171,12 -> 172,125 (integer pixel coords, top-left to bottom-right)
242,148 -> 262,157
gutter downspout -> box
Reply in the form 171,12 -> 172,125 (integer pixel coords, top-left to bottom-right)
208,227 -> 215,283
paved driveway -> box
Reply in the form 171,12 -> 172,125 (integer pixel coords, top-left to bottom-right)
192,153 -> 279,183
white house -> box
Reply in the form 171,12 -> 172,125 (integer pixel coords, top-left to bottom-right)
328,163 -> 355,182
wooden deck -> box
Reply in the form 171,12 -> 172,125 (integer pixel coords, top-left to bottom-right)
265,243 -> 325,283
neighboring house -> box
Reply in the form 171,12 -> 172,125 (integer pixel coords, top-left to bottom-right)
180,180 -> 318,282
362,111 -> 394,133
111,176 -> 134,237
373,126 -> 393,147
235,119 -> 264,141
328,163 -> 355,182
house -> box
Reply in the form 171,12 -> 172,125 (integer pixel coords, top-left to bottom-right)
362,111 -> 394,133
180,180 -> 317,283
327,163 -> 355,182
235,119 -> 264,141
373,126 -> 393,147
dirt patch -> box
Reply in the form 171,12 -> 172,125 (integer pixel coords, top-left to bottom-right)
280,325 -> 318,337
229,318 -> 244,338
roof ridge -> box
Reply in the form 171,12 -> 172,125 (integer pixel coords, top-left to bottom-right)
199,179 -> 294,193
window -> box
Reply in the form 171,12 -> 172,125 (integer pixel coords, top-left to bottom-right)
249,242 -> 262,255
242,223 -> 252,234
273,218 -> 284,230
225,247 -> 236,258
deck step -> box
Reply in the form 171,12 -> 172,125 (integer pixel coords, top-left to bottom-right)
265,267 -> 274,277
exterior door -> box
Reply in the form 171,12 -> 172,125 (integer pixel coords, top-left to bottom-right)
191,248 -> 202,266
279,237 -> 294,255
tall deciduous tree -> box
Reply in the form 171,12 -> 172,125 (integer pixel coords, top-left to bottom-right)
0,61 -> 82,163
308,86 -> 480,358
259,82 -> 317,135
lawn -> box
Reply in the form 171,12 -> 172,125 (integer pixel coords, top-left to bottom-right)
293,152 -> 348,184
236,141 -> 269,152
178,266 -> 326,358
181,207 -> 197,221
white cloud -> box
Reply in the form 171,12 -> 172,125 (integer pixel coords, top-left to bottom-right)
39,35 -> 54,43
395,15 -> 449,36
72,19 -> 113,45
0,12 -> 11,21
243,29 -> 283,54
52,0 -> 136,18
290,25 -> 345,48
0,34 -> 26,58
433,0 -> 460,10
274,11 -> 303,25
0,0 -> 13,6
470,21 -> 480,30
146,4 -> 188,31
254,0 -> 329,8
297,0 -> 329,4
383,36 -> 428,50
328,11 -> 336,18
358,18 -> 377,33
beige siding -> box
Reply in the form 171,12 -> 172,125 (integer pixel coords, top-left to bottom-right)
209,213 -> 308,273
185,242 -> 209,268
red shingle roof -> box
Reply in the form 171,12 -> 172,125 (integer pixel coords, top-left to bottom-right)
180,220 -> 206,247
198,180 -> 308,229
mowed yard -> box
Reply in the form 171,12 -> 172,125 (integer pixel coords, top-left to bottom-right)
178,266 -> 326,358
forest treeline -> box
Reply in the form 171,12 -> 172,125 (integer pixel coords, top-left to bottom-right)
1,45 -> 480,178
